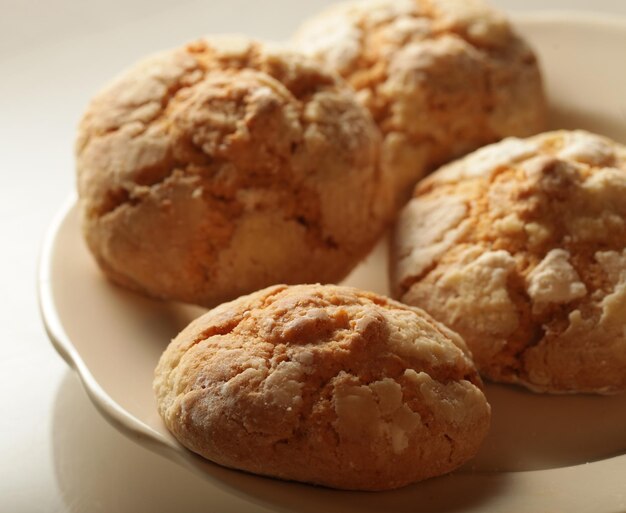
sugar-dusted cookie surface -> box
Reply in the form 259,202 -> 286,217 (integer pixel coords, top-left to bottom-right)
392,130 -> 626,394
77,37 -> 391,307
154,284 -> 490,490
294,0 -> 547,204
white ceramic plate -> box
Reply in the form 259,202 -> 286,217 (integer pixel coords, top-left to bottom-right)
40,12 -> 626,513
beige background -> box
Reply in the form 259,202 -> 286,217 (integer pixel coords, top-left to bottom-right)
1,1 -> 624,512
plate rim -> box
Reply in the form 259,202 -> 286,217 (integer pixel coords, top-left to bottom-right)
40,199 -> 626,484
38,194 -> 189,463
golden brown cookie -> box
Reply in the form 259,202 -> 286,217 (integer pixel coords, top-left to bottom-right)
294,0 -> 547,204
77,36 -> 391,307
154,284 -> 490,490
391,130 -> 626,394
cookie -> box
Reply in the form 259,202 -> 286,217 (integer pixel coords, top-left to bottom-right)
77,36 -> 391,307
294,0 -> 547,204
154,284 -> 490,490
391,130 -> 626,394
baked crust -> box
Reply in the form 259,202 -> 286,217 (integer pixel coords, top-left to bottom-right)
392,130 -> 626,394
77,37 -> 390,307
154,284 -> 491,490
294,0 -> 547,203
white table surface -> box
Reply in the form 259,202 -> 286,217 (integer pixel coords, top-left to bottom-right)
1,1 -> 625,512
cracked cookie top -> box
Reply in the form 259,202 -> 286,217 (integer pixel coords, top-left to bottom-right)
77,36 -> 391,307
293,0 -> 547,204
154,284 -> 490,490
391,130 -> 626,394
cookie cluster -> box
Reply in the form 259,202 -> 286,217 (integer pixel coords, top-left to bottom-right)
75,0 -> 625,493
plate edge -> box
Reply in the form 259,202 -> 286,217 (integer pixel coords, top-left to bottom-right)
36,195 -> 184,459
